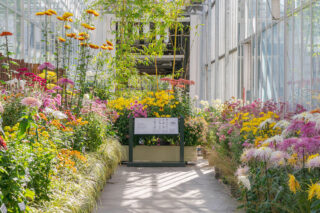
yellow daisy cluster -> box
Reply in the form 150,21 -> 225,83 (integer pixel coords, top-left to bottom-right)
239,111 -> 281,147
141,91 -> 175,108
107,97 -> 140,111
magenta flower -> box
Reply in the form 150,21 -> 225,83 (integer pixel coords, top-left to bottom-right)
57,78 -> 75,86
38,62 -> 56,71
54,94 -> 62,106
53,86 -> 63,90
21,97 -> 42,108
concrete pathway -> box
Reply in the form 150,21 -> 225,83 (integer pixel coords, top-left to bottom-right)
95,160 -> 242,213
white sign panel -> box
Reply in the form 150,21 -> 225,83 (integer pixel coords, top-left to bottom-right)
134,118 -> 179,135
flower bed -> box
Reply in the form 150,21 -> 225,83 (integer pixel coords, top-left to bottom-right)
202,99 -> 320,212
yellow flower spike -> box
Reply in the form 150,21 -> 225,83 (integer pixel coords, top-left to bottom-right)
58,37 -> 66,42
36,12 -> 46,16
288,174 -> 301,194
64,25 -> 71,30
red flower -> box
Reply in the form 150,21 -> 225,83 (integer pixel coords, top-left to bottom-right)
0,136 -> 7,150
0,31 -> 13,36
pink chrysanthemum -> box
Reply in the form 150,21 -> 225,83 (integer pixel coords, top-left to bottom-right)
57,78 -> 74,85
240,148 -> 256,163
235,166 -> 249,177
270,151 -> 289,167
21,97 -> 42,108
253,147 -> 272,161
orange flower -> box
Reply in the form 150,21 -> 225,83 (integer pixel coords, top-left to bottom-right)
107,46 -> 114,50
0,31 -> 13,36
64,25 -> 71,29
106,40 -> 113,46
101,46 -> 108,50
93,11 -> 99,16
78,32 -> 89,38
80,42 -> 88,47
89,44 -> 99,49
58,37 -> 66,42
81,23 -> 95,30
66,33 -> 76,38
62,12 -> 73,19
36,12 -> 45,16
311,109 -> 320,114
68,18 -> 73,22
44,11 -> 53,16
88,26 -> 96,30
39,113 -> 48,121
102,44 -> 107,46
86,9 -> 94,14
78,37 -> 86,41
57,16 -> 64,21
47,9 -> 57,15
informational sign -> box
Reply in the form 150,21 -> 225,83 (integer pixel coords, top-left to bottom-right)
134,118 -> 179,135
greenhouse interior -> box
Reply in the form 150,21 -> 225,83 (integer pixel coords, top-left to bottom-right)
0,0 -> 320,212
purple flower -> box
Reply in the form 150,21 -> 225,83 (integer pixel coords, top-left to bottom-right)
54,94 -> 62,106
38,62 -> 56,71
300,122 -> 318,137
57,78 -> 75,86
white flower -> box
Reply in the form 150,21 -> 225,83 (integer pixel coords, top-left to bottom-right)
200,100 -> 209,108
52,111 -> 67,120
262,135 -> 284,146
237,175 -> 251,190
0,102 -> 3,113
194,95 -> 199,100
274,120 -> 290,129
19,80 -> 26,89
6,78 -> 18,86
308,114 -> 320,130
259,118 -> 275,129
43,107 -> 54,114
292,112 -> 313,120
253,147 -> 272,161
235,166 -> 249,177
306,156 -> 320,168
86,71 -> 94,77
84,94 -> 90,100
269,151 -> 289,167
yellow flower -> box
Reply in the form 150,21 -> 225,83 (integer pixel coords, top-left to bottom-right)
47,83 -> 57,90
36,12 -> 45,16
106,40 -> 113,46
4,126 -> 11,132
62,12 -> 73,19
47,9 -> 57,15
58,37 -> 66,42
307,182 -> 320,200
288,174 -> 301,194
64,25 -> 71,29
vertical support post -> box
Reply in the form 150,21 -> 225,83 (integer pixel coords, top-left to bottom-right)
129,116 -> 133,162
179,116 -> 185,163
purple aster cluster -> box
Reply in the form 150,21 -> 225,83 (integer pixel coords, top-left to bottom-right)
128,103 -> 147,118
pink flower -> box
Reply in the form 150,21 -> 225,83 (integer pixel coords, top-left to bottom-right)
54,94 -> 61,106
235,166 -> 249,177
21,97 -> 42,108
38,62 -> 55,71
57,78 -> 74,85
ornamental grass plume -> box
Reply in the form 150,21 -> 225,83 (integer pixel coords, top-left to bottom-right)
307,182 -> 320,200
21,97 -> 42,108
288,174 -> 301,194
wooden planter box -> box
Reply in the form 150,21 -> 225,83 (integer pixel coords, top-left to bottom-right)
121,145 -> 197,162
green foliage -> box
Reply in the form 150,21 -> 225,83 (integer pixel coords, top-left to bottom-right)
2,98 -> 25,127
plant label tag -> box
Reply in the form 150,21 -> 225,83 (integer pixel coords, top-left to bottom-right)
0,204 -> 7,213
18,202 -> 26,211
